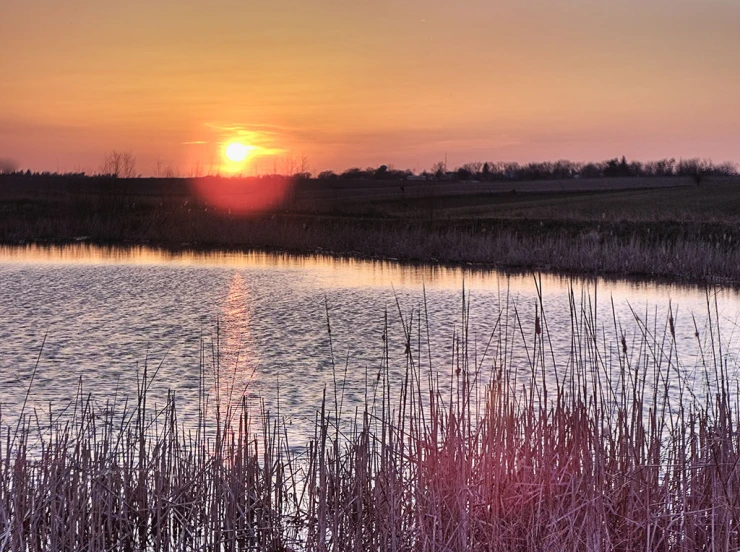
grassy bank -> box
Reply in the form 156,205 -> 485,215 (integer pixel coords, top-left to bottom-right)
3,289 -> 740,550
2,174 -> 740,283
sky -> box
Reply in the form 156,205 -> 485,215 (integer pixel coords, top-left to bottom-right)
2,0 -> 739,176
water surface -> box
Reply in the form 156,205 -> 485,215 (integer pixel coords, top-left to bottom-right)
1,244 -> 738,446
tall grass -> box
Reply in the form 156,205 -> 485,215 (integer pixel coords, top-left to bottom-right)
2,286 -> 740,550
5,207 -> 740,283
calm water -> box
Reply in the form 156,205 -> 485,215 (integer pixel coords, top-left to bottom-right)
1,244 -> 739,446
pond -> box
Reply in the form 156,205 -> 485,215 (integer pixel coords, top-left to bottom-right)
1,243 -> 739,447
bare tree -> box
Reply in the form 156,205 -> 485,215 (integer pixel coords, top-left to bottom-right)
715,161 -> 738,176
154,158 -> 179,178
101,150 -> 137,178
189,160 -> 204,178
279,152 -> 311,177
297,154 -> 310,176
163,164 -> 179,178
677,158 -> 710,186
461,162 -> 483,177
282,154 -> 296,177
431,161 -> 447,179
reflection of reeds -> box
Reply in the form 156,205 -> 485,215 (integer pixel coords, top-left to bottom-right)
5,205 -> 740,283
3,288 -> 740,550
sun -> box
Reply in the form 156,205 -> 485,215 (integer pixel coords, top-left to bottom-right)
224,141 -> 249,163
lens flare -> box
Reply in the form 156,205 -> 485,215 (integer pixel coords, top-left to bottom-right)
190,175 -> 293,215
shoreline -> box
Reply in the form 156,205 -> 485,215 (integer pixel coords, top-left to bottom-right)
3,174 -> 740,285
2,222 -> 739,289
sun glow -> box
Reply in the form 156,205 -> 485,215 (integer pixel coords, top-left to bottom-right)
224,141 -> 250,163
189,134 -> 292,214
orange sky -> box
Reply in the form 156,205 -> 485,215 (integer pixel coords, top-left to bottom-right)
2,0 -> 739,175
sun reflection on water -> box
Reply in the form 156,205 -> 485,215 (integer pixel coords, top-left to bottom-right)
211,272 -> 261,433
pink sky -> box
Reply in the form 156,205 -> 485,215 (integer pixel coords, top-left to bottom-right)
2,0 -> 739,175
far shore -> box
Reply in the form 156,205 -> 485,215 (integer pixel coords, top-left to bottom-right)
2,173 -> 740,284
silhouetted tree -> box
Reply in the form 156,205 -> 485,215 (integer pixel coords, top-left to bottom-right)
373,164 -> 392,179
341,167 -> 367,179
714,162 -> 737,176
551,160 -> 576,179
580,163 -> 604,178
677,158 -> 710,185
154,158 -> 179,178
101,150 -> 136,178
502,162 -> 520,180
481,162 -> 491,180
459,162 -> 483,179
318,170 -> 338,180
643,158 -> 675,177
431,161 -> 447,180
630,161 -> 644,176
370,165 -> 411,180
456,167 -> 473,180
602,157 -> 634,177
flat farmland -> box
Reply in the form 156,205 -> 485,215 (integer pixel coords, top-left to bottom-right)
290,176 -> 740,223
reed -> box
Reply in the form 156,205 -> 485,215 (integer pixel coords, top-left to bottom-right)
2,286 -> 740,550
4,206 -> 740,283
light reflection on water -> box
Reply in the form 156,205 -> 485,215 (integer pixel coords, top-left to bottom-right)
1,244 -> 739,447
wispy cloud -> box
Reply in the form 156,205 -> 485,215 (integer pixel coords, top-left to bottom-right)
205,122 -> 289,156
182,141 -> 208,145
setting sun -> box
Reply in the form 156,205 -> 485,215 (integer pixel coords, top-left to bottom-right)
224,142 -> 249,163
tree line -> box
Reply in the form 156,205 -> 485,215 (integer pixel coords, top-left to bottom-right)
322,157 -> 737,184
1,155 -> 737,184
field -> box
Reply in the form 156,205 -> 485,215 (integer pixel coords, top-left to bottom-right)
2,174 -> 740,282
